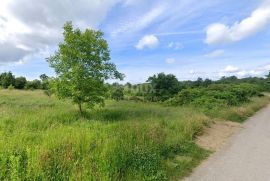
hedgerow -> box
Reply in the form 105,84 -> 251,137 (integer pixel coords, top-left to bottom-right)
166,83 -> 262,108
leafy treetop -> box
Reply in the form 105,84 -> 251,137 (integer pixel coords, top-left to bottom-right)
47,22 -> 123,114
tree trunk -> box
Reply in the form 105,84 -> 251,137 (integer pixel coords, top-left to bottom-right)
78,102 -> 83,116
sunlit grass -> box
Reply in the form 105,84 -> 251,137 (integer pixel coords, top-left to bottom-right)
0,90 -> 268,180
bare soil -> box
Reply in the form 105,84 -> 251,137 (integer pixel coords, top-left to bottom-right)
196,120 -> 242,151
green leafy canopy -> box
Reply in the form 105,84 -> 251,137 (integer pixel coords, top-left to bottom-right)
47,22 -> 124,113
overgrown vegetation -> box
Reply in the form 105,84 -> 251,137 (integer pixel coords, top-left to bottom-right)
0,71 -> 50,90
166,83 -> 262,108
0,87 -> 269,180
146,73 -> 181,101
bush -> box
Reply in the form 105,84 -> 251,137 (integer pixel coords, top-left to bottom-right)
166,88 -> 204,106
147,73 -> 181,101
191,96 -> 227,109
128,96 -> 144,102
14,77 -> 27,89
44,90 -> 53,97
25,80 -> 42,90
0,72 -> 15,88
8,85 -> 14,90
111,87 -> 124,101
166,83 -> 261,109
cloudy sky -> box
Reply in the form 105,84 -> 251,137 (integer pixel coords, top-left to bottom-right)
1,0 -> 270,83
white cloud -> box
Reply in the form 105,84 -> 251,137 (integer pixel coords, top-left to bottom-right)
236,70 -> 265,78
135,35 -> 159,50
168,42 -> 183,50
111,4 -> 166,36
264,64 -> 270,70
122,0 -> 143,7
223,65 -> 240,73
219,64 -> 267,78
206,2 -> 270,45
205,49 -> 225,58
165,58 -> 176,64
0,0 -> 120,64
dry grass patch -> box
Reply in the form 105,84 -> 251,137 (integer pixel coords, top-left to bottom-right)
196,120 -> 242,151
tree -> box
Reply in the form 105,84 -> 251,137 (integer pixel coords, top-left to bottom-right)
25,80 -> 42,90
0,72 -> 15,88
193,77 -> 203,87
39,74 -> 50,90
111,87 -> 124,101
14,76 -> 27,89
47,22 -> 123,115
125,82 -> 132,89
203,78 -> 212,87
147,73 -> 181,101
266,71 -> 270,79
40,74 -> 49,81
218,76 -> 238,84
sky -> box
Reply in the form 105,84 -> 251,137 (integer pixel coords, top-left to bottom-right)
0,0 -> 270,83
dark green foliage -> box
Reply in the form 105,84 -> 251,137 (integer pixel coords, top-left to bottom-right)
40,74 -> 49,82
147,73 -> 181,101
40,74 -> 50,90
125,82 -> 132,88
25,80 -> 42,90
128,96 -> 144,102
0,72 -> 48,90
14,77 -> 27,89
111,87 -> 124,101
216,76 -> 270,92
121,73 -> 270,103
266,71 -> 270,79
193,77 -> 204,87
167,83 -> 261,109
0,72 -> 15,88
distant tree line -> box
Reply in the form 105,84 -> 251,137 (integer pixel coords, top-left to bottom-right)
2,70 -> 270,104
0,71 -> 50,90
111,72 -> 270,103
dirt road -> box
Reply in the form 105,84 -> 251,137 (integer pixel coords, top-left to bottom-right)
184,104 -> 270,181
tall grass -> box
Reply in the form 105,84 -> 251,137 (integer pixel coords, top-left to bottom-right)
0,90 -> 269,180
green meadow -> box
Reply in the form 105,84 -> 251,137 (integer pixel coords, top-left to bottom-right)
0,89 -> 269,180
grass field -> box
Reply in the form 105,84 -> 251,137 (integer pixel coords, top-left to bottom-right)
0,90 -> 269,180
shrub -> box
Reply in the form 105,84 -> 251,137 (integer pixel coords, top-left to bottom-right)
14,77 -> 27,89
166,88 -> 204,106
128,96 -> 144,102
0,72 -> 15,88
8,85 -> 14,90
25,80 -> 42,90
44,90 -> 53,97
191,96 -> 227,109
167,83 -> 262,109
111,87 -> 124,101
147,73 -> 181,101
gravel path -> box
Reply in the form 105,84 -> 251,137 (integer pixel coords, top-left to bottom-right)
184,104 -> 270,181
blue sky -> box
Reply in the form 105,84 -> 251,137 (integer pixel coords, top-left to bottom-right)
0,0 -> 270,83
